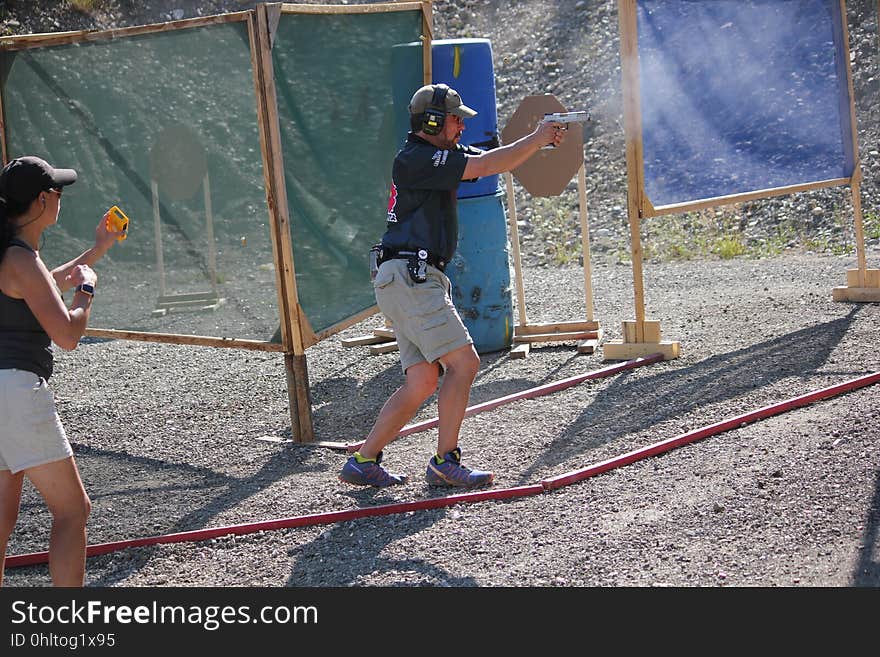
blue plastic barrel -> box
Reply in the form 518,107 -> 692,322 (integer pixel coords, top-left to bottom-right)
390,38 -> 499,199
446,190 -> 513,353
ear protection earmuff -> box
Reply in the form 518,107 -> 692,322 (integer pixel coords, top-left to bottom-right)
421,84 -> 450,136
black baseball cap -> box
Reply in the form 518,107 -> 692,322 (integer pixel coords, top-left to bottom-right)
0,156 -> 77,205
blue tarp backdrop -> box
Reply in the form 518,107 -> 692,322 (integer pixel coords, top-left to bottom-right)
636,0 -> 855,208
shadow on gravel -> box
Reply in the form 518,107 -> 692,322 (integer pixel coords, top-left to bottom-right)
517,307 -> 863,484
77,444 -> 332,587
307,347 -> 585,442
852,468 -> 880,586
284,509 -> 477,586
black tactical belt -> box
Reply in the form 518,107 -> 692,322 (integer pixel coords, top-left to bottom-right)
379,247 -> 447,272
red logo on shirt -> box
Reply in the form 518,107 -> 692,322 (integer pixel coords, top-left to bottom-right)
386,183 -> 398,222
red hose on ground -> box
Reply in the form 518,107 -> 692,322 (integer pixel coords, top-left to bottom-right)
8,368 -> 877,571
5,485 -> 545,568
541,369 -> 880,490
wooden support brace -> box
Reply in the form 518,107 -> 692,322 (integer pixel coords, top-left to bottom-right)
603,319 -> 680,362
832,268 -> 880,302
514,321 -> 600,335
577,339 -> 600,354
577,328 -> 604,354
509,342 -> 531,359
513,330 -> 600,344
286,353 -> 314,443
511,321 -> 604,356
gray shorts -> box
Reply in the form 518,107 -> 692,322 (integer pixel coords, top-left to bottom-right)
0,368 -> 72,474
373,259 -> 473,374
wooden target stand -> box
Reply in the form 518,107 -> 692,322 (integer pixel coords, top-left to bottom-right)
831,175 -> 880,302
841,0 -> 880,300
501,94 -> 602,358
149,123 -> 224,317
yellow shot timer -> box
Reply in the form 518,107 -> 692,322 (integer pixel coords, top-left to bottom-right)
106,205 -> 129,241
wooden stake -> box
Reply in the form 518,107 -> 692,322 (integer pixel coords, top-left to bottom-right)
505,171 -> 528,327
577,163 -> 595,322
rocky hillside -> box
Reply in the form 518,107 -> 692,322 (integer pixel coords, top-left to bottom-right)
2,0 -> 879,265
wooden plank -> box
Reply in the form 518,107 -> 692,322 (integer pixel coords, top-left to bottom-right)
577,163 -> 595,322
515,320 -> 600,335
311,305 -> 380,344
577,328 -> 604,354
253,6 -> 313,444
422,1 -> 433,84
156,292 -> 221,304
620,319 -> 662,344
340,334 -> 394,348
642,320 -> 661,343
0,51 -> 6,163
373,328 -> 395,339
83,328 -> 286,351
619,0 -> 648,333
648,178 -> 851,218
577,339 -> 600,354
509,342 -> 531,359
505,171 -> 528,327
845,267 -> 880,288
369,341 -> 399,355
253,5 -> 304,356
603,339 -> 680,362
279,2 -> 425,15
154,301 -> 224,313
832,286 -> 880,302
0,12 -> 252,50
513,331 -> 600,344
286,353 -> 314,443
839,0 -> 867,277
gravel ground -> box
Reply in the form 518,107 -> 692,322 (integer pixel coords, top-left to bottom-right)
4,248 -> 879,588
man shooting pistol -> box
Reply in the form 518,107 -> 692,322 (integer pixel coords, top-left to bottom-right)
540,111 -> 590,148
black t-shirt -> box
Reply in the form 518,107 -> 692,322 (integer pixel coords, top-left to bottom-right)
382,133 -> 481,262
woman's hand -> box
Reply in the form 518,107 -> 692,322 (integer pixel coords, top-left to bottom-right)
64,264 -> 97,290
95,210 -> 124,252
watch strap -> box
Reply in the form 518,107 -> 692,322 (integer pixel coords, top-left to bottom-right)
75,283 -> 95,297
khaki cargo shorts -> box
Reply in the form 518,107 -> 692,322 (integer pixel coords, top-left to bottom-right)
373,259 -> 473,374
0,368 -> 72,474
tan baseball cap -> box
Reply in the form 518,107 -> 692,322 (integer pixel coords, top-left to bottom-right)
408,84 -> 477,119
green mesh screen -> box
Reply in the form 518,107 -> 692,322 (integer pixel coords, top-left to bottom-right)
271,9 -> 424,335
1,19 -> 279,341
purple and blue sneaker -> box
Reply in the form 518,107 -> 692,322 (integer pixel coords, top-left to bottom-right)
425,447 -> 494,488
339,451 -> 407,487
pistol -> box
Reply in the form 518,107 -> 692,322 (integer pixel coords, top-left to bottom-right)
106,205 -> 130,241
540,111 -> 590,149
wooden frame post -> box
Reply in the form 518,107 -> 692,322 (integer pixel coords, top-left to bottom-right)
603,0 -> 679,362
251,3 -> 314,442
832,0 -> 879,302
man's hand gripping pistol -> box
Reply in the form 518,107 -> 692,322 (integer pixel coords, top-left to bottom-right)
540,111 -> 590,149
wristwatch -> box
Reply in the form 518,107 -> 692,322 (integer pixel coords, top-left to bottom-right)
75,283 -> 95,297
